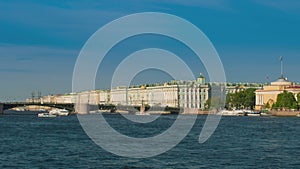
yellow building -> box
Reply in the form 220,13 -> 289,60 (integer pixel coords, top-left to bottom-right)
255,77 -> 300,110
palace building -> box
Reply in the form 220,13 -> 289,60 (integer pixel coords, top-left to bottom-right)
255,77 -> 300,110
255,57 -> 300,110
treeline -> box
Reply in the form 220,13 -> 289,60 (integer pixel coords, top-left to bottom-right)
197,88 -> 300,111
205,88 -> 257,110
225,88 -> 256,110
270,91 -> 300,110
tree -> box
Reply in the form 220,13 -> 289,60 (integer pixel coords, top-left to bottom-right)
243,88 -> 256,109
225,93 -> 234,110
225,88 -> 257,110
205,97 -> 224,110
274,91 -> 297,110
265,102 -> 270,109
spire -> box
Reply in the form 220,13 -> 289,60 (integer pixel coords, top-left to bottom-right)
280,56 -> 283,78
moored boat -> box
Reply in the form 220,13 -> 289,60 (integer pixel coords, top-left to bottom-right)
261,112 -> 272,116
49,109 -> 69,116
38,113 -> 57,118
135,112 -> 150,116
221,110 -> 245,116
246,111 -> 261,117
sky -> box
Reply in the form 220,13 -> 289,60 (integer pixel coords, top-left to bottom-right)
0,0 -> 300,101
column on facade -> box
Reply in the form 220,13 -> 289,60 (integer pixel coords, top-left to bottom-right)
197,87 -> 200,109
184,87 -> 187,108
188,87 -> 192,108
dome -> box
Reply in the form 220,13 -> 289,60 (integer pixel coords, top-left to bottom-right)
271,77 -> 292,86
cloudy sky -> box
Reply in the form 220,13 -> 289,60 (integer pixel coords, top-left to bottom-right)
1,0 -> 300,101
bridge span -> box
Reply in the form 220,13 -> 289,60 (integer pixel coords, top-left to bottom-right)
0,102 -> 74,114
0,102 -> 179,114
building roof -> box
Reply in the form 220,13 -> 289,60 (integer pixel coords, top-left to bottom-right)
270,77 -> 292,86
275,77 -> 289,83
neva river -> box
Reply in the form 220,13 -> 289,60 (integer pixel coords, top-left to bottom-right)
0,111 -> 299,168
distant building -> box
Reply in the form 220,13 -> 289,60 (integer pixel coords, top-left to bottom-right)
40,94 -> 75,104
109,74 -> 209,110
255,57 -> 300,110
225,83 -> 263,94
255,77 -> 300,110
178,74 -> 209,110
34,73 -> 267,113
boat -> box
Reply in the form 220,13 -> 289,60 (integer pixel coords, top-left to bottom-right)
38,113 -> 57,118
38,109 -> 47,112
15,107 -> 26,111
221,110 -> 245,116
49,109 -> 69,116
261,112 -> 272,116
135,111 -> 150,116
246,111 -> 261,117
296,113 -> 300,117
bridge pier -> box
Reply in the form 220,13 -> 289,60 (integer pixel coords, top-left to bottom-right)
0,104 -> 3,114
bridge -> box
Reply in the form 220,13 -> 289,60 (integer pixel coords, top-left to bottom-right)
0,102 -> 75,114
0,102 -> 180,114
0,103 -> 124,114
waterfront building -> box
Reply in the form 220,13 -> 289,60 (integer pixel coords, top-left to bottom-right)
255,57 -> 300,110
178,74 -> 209,110
109,73 -> 209,110
225,83 -> 263,94
53,94 -> 74,104
99,90 -> 110,105
40,94 -> 75,104
255,77 -> 300,110
110,84 -> 179,108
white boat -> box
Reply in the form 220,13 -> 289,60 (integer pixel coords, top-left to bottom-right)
246,111 -> 261,117
38,113 -> 57,118
135,111 -> 150,116
222,110 -> 245,116
38,109 -> 47,112
296,113 -> 300,117
15,108 -> 26,111
261,112 -> 272,116
49,109 -> 69,116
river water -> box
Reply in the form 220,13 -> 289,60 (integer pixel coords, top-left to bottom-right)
0,111 -> 299,168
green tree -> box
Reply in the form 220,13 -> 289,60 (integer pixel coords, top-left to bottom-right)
225,93 -> 234,110
265,102 -> 270,109
243,88 -> 256,109
205,97 -> 224,110
274,91 -> 297,110
225,88 -> 256,110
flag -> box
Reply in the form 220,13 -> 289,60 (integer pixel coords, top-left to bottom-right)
279,56 -> 283,61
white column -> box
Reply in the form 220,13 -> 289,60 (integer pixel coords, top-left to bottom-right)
188,87 -> 192,108
197,87 -> 200,109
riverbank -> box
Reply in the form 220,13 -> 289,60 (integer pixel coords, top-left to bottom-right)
270,110 -> 300,117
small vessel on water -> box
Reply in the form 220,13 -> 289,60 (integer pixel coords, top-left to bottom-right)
246,111 -> 261,117
261,112 -> 272,116
222,110 -> 245,116
135,111 -> 150,116
296,113 -> 300,117
49,109 -> 69,116
38,113 -> 57,118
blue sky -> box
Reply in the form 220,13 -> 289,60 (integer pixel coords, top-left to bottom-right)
0,0 -> 300,101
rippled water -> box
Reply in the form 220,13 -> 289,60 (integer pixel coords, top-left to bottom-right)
0,111 -> 299,168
